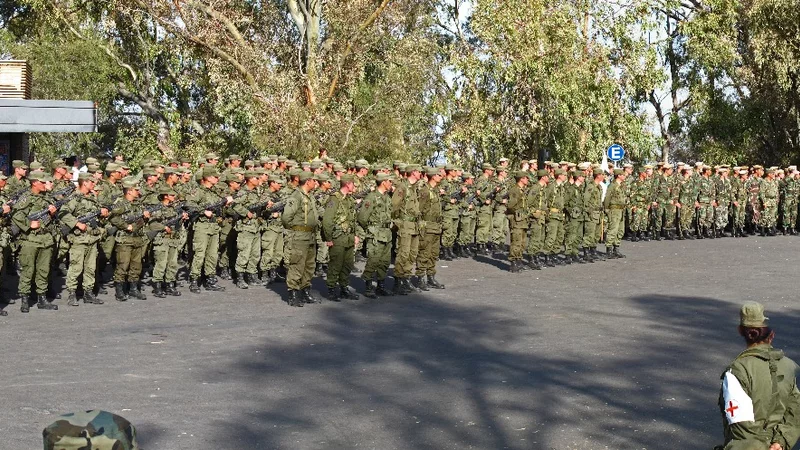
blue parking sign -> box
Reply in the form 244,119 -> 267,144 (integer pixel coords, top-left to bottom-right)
607,144 -> 625,162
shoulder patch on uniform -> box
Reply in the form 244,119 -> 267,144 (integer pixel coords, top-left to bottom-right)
363,201 -> 370,209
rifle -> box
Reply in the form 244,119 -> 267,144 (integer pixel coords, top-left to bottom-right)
2,187 -> 31,212
121,201 -> 185,224
187,191 -> 244,222
59,194 -> 124,238
27,186 -> 77,222
145,211 -> 190,240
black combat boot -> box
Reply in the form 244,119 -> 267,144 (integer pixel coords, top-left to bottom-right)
84,290 -> 103,304
189,278 -> 201,293
165,281 -> 181,296
302,287 -> 320,304
376,280 -> 390,296
67,290 -> 79,307
129,282 -> 147,300
340,286 -> 360,300
0,309 -> 6,316
540,254 -> 553,267
442,247 -> 453,261
527,255 -> 542,270
218,267 -> 232,280
314,263 -> 325,277
426,275 -> 445,289
614,246 -> 626,258
630,232 -> 639,242
769,227 -> 777,236
642,232 -> 651,242
415,275 -> 430,292
364,280 -> 377,299
19,294 -> 30,313
392,278 -> 408,296
37,294 -> 58,310
287,290 -> 303,307
115,282 -> 129,301
235,275 -> 249,289
204,277 -> 225,292
152,282 -> 166,298
326,286 -> 341,302
606,247 -> 615,259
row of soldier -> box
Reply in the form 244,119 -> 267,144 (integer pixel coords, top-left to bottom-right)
1,154 -> 798,313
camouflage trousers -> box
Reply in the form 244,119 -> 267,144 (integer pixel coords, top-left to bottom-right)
781,200 -> 798,229
19,241 -> 53,295
544,217 -> 565,255
698,203 -> 714,229
362,237 -> 391,281
66,241 -> 99,291
415,231 -> 441,276
527,218 -> 546,255
315,229 -> 329,264
393,226 -> 419,279
582,212 -> 602,249
458,214 -> 476,246
663,203 -> 677,231
565,217 -> 583,256
259,227 -> 284,272
509,225 -> 528,262
217,220 -> 234,269
284,230 -> 316,291
492,207 -> 508,245
606,209 -> 624,247
475,206 -> 493,244
326,235 -> 354,289
759,202 -> 778,228
679,205 -> 695,233
191,222 -> 221,279
235,229 -> 261,276
714,205 -> 729,230
440,211 -> 459,248
152,238 -> 180,283
630,205 -> 648,232
732,202 -> 747,228
114,241 -> 145,283
651,204 -> 665,233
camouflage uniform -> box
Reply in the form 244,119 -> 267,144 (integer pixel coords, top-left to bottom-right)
415,178 -> 444,285
391,175 -> 421,289
582,177 -> 604,257
505,179 -> 528,268
759,176 -> 779,230
603,177 -> 626,256
678,175 -> 698,237
11,188 -> 57,309
474,171 -> 494,250
322,189 -> 356,297
715,175 -> 732,234
780,174 -> 798,233
544,179 -> 566,257
231,183 -> 263,286
697,175 -> 716,236
59,189 -> 105,300
564,180 -> 585,258
526,180 -> 548,259
43,409 -> 139,450
358,183 -> 393,295
281,182 -> 320,303
491,175 -> 510,249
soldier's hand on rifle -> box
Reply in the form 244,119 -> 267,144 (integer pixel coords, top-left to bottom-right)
30,220 -> 40,229
733,201 -> 738,207
143,210 -> 151,219
355,236 -> 360,247
204,210 -> 213,218
76,222 -> 87,231
101,208 -> 109,217
501,199 -> 507,204
326,241 -> 333,247
712,201 -> 718,207
164,226 -> 172,234
272,212 -> 280,218
226,196 -> 234,204
675,202 -> 681,208
247,212 -> 254,219
694,201 -> 700,208
126,224 -> 134,232
450,198 -> 457,204
48,205 -> 57,214
182,212 -> 189,220
2,204 -> 9,214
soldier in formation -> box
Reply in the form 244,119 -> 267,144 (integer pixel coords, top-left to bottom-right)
1,155 -> 800,316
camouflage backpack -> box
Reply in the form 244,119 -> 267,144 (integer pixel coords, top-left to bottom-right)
42,410 -> 139,450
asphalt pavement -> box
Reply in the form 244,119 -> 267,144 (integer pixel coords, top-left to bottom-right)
2,235 -> 799,450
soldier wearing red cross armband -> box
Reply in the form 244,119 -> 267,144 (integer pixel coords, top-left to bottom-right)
716,302 -> 800,450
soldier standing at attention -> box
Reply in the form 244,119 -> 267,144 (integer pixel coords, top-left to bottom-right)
59,173 -> 108,306
231,171 -> 263,289
281,171 -> 320,307
358,173 -> 393,298
491,167 -> 510,253
759,168 -> 779,236
259,177 -> 285,286
582,168 -> 605,262
322,174 -> 359,301
526,170 -> 548,268
109,179 -> 150,301
603,169 -> 627,259
439,165 -> 463,261
505,171 -> 530,273
391,164 -> 422,295
544,168 -> 567,264
677,167 -> 698,240
415,167 -> 445,290
717,302 -> 800,450
474,163 -> 495,255
12,171 -> 58,312
187,167 -> 231,293
148,187 -> 187,297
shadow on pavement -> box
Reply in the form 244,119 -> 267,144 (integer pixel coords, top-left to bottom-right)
197,292 -> 800,449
